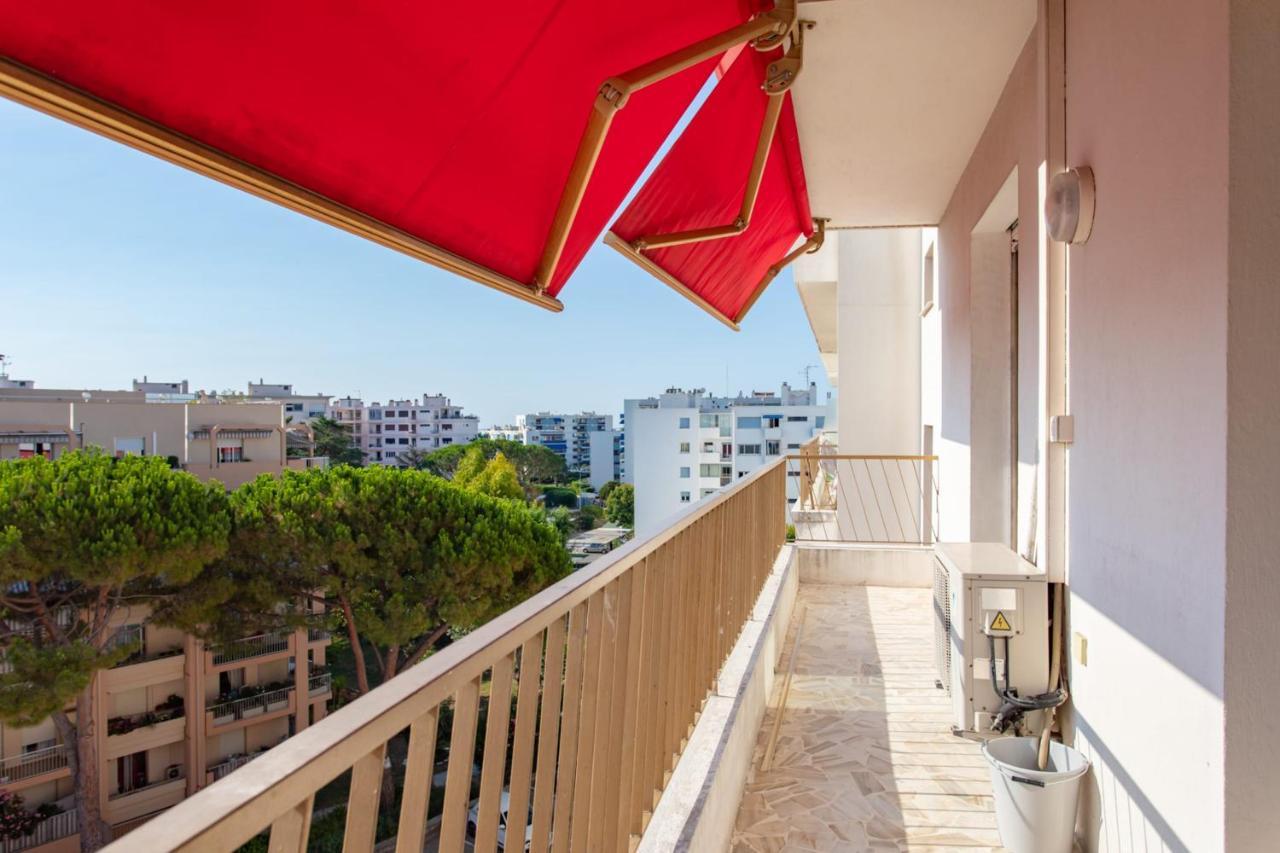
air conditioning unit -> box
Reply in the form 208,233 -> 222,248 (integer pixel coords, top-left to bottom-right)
935,543 -> 1050,735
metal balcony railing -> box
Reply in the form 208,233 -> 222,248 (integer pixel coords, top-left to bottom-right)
0,744 -> 69,782
307,672 -> 331,695
209,632 -> 289,666
206,685 -> 294,724
307,626 -> 330,643
112,459 -> 788,853
0,809 -> 77,853
108,771 -> 185,801
207,753 -> 261,782
787,443 -> 939,545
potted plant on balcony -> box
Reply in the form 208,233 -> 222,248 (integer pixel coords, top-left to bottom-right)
265,687 -> 289,713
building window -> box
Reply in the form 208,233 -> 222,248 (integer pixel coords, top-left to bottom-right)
400,438 -> 410,445
738,471 -> 749,478
764,415 -> 782,428
399,424 -> 410,432
679,467 -> 691,478
787,469 -> 800,477
679,442 -> 690,453
398,410 -> 409,417
680,492 -> 691,503
766,440 -> 781,455
217,444 -> 243,463
787,415 -> 809,422
285,403 -> 302,412
678,417 -> 690,429
736,416 -> 761,429
815,416 -> 826,428
787,442 -> 800,450
737,444 -> 762,455
442,437 -> 452,445
700,488 -> 717,498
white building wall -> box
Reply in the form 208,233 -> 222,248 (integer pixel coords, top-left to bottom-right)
835,229 -> 921,455
586,429 -> 618,490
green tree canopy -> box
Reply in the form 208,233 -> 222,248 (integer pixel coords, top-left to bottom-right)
455,451 -> 523,501
605,483 -> 635,527
597,480 -> 621,503
0,452 -> 230,849
184,466 -> 570,696
547,507 -> 575,542
309,416 -> 364,466
421,438 -> 568,490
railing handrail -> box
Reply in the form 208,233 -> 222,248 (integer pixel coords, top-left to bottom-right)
787,453 -> 939,461
113,456 -> 788,852
0,743 -> 67,768
2,809 -> 77,853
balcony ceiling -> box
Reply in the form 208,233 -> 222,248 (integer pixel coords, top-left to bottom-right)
792,0 -> 1037,227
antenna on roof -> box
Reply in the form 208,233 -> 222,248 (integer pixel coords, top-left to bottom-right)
801,364 -> 821,386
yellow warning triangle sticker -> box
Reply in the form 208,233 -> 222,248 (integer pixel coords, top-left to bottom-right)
990,611 -> 1012,632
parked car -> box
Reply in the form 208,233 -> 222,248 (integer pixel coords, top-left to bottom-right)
465,791 -> 532,852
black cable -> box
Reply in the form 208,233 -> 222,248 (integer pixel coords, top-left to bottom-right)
988,634 -> 1068,711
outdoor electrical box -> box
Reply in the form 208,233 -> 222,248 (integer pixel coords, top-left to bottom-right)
933,543 -> 1050,735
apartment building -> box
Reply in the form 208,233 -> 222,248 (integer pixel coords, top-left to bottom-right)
130,377 -> 191,398
0,614 -> 332,848
514,412 -> 621,488
245,381 -> 330,424
329,394 -> 478,466
624,383 -> 833,533
0,390 -> 319,490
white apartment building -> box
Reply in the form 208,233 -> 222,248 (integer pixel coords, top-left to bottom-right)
625,383 -> 833,533
497,412 -> 622,488
329,394 -> 478,465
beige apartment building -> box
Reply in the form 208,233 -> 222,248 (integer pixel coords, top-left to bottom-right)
0,390 -> 330,850
0,619 -> 333,852
0,389 -> 319,490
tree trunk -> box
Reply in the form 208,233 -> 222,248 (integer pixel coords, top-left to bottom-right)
53,680 -> 111,851
339,595 -> 370,696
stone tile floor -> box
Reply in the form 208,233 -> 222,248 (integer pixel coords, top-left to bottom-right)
732,583 -> 1005,852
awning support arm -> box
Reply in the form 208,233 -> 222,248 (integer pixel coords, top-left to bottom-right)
632,22 -> 807,252
603,232 -> 741,331
532,0 -> 797,293
734,217 -> 826,322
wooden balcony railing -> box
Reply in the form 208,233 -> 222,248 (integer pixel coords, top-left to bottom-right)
110,458 -> 786,853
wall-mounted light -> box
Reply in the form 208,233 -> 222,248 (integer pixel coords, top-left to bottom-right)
1045,166 -> 1095,244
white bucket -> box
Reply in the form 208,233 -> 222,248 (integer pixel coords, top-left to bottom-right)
982,736 -> 1089,853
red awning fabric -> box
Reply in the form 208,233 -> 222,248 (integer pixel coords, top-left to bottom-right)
0,0 -> 773,306
608,45 -> 813,328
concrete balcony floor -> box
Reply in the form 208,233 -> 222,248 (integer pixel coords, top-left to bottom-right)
732,583 -> 1004,852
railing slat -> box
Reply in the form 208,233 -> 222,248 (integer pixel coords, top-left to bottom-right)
615,558 -> 649,845
267,795 -> 314,853
473,655 -> 514,853
395,708 -> 440,853
529,614 -> 567,853
607,564 -> 643,849
585,579 -> 622,849
439,677 -> 482,852
505,635 -> 544,853
343,742 -> 387,853
549,602 -> 588,853
568,590 -> 606,851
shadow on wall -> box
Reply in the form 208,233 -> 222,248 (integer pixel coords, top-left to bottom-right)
1072,712 -> 1192,853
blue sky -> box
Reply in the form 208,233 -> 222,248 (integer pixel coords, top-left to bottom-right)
0,97 -> 831,425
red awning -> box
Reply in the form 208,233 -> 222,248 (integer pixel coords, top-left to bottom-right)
0,1 -> 794,310
606,40 -> 820,329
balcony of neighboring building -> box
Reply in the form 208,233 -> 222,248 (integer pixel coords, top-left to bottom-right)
205,682 -> 297,734
105,694 -> 186,760
206,631 -> 293,671
0,744 -> 71,792
101,624 -> 185,692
